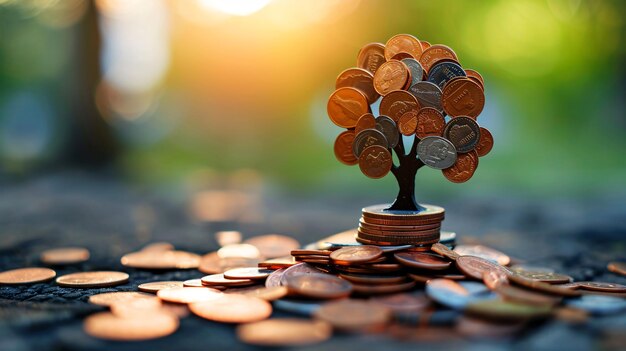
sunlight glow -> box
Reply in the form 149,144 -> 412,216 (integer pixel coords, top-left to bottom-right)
198,0 -> 272,16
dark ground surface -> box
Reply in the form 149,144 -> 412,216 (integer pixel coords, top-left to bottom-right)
0,171 -> 625,351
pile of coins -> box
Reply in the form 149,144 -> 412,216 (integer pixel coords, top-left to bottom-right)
357,203 -> 445,245
329,34 -> 494,183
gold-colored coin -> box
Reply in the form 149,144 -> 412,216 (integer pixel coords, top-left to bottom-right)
56,271 -> 129,288
157,287 -> 223,304
88,291 -> 160,307
190,294 -> 272,323
385,34 -> 423,61
40,247 -> 90,265
138,281 -> 184,294
327,87 -> 370,129
84,311 -> 178,341
0,267 -> 56,285
237,319 -> 332,346
121,250 -> 201,269
373,60 -> 410,96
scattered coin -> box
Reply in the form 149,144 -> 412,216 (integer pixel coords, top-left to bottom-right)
512,271 -> 573,284
330,245 -> 383,265
121,250 -> 201,269
508,274 -> 581,297
280,263 -> 324,285
190,294 -> 272,323
608,262 -> 626,276
88,291 -> 160,307
314,299 -> 392,331
223,267 -> 273,280
242,286 -> 289,301
0,267 -> 56,285
56,271 -> 129,288
245,234 -> 301,259
237,319 -> 332,346
138,281 -> 184,293
285,273 -> 352,299
431,243 -> 460,261
157,287 -> 222,304
40,247 -> 90,265
394,252 -> 451,270
215,231 -> 242,246
575,281 -> 626,293
454,245 -> 510,266
201,273 -> 255,287
183,279 -> 204,287
456,256 -> 511,281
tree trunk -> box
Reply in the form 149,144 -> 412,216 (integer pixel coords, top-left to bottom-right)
388,163 -> 424,212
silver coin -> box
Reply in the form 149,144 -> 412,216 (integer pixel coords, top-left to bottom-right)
427,61 -> 466,89
401,58 -> 424,86
408,81 -> 443,112
417,136 -> 457,169
352,128 -> 388,157
425,279 -> 496,310
443,117 -> 480,153
375,115 -> 399,149
567,295 -> 626,315
439,231 -> 456,244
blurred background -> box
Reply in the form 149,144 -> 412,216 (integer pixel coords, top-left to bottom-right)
0,0 -> 625,213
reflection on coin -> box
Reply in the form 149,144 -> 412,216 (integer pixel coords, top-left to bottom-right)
121,250 -> 201,269
314,299 -> 392,331
359,145 -> 393,179
258,257 -> 296,270
417,136 -> 457,169
224,267 -> 273,280
402,58 -> 424,86
334,131 -> 358,166
576,281 -> 626,293
0,267 -> 56,285
379,90 -> 420,122
215,231 -> 242,247
373,60 -> 410,96
56,271 -> 129,288
157,287 -> 223,304
327,87 -> 370,129
335,67 -> 380,104
385,34 -> 423,61
456,256 -> 510,281
513,271 -> 572,284
355,113 -> 377,134
352,128 -> 388,158
443,116 -> 480,153
237,319 -> 332,346
244,234 -> 300,259
88,291 -> 159,307
183,279 -> 204,287
201,273 -> 255,287
375,116 -> 400,149
608,262 -> 626,276
40,247 -> 90,265
482,270 -> 509,290
427,61 -> 466,89
190,294 -> 272,323
138,281 -> 184,294
280,263 -> 324,285
242,286 -> 289,301
218,244 -> 261,259
408,81 -> 443,111
330,245 -> 383,265
357,42 -> 386,74
454,245 -> 510,266
425,279 -> 495,310
395,252 -> 451,270
84,311 -> 178,341
285,273 -> 352,299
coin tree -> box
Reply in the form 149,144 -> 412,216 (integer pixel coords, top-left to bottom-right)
328,34 -> 494,212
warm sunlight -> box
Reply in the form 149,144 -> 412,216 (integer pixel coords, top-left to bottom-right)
198,0 -> 272,16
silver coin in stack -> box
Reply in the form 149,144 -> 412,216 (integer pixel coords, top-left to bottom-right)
443,117 -> 481,153
362,204 -> 445,220
408,81 -> 443,112
401,58 -> 424,86
375,116 -> 399,149
427,61 -> 466,89
417,137 -> 457,169
352,128 -> 388,158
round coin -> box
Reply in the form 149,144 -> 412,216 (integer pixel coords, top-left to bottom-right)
56,271 -> 129,288
242,286 -> 289,301
0,267 -> 56,285
417,136 -> 457,169
354,113 -> 377,134
475,127 -> 494,157
314,299 -> 392,331
40,247 -> 90,265
327,87 -> 370,128
385,34 -> 423,61
427,61 -> 466,89
223,267 -> 273,280
285,273 -> 352,299
330,245 -> 383,265
157,287 -> 222,304
576,281 -> 626,293
121,250 -> 201,269
442,151 -> 478,183
508,274 -> 581,297
244,234 -> 300,259
419,44 -> 458,73
190,294 -> 272,323
88,291 -> 160,307
265,268 -> 287,288
443,116 -> 481,153
464,69 -> 485,88
84,311 -> 178,341
608,262 -> 626,276
334,130 -> 358,165
138,281 -> 184,294
359,145 -> 393,179
431,243 -> 460,261
201,273 -> 255,287
352,128 -> 388,157
362,203 -> 445,220
237,318 -> 332,346
280,263 -> 324,285
379,89 -> 420,122
357,42 -> 386,74
394,252 -> 451,270
335,67 -> 379,104
408,81 -> 443,112
442,78 -> 485,118
416,107 -> 446,138
373,60 -> 410,96
375,115 -> 400,148
456,256 -> 511,281
402,58 -> 425,86
454,245 -> 510,266
398,110 -> 418,136
513,271 -> 573,284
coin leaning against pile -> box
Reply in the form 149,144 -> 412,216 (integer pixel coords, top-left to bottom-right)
330,34 -> 493,183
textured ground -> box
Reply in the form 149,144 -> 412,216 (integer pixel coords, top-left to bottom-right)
1,171 -> 625,351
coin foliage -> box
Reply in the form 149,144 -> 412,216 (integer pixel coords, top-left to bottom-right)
373,60 -> 410,96
359,145 -> 393,179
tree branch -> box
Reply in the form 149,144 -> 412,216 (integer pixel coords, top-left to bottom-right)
408,135 -> 420,158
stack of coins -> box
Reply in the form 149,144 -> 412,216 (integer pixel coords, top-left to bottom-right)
357,204 -> 444,245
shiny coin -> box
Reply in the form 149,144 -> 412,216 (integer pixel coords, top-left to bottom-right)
352,128 -> 388,157
224,267 -> 273,280
201,273 -> 255,287
190,294 -> 272,323
454,245 -> 510,266
373,60 -> 410,96
56,271 -> 128,288
291,249 -> 332,256
465,300 -> 552,321
217,243 -> 261,259
215,231 -> 242,246
88,291 -> 159,307
443,116 -> 481,153
443,151 -> 478,183
355,113 -> 377,134
40,247 -> 90,265
327,87 -> 370,129
265,267 -> 287,288
431,243 -> 460,261
183,279 -> 204,287
379,89 -> 420,122
285,273 -> 352,299
482,270 -> 509,290
513,271 -> 573,284
475,127 -> 494,157
237,318 -> 332,346
334,130 -> 358,165
0,267 -> 56,285
362,203 -> 444,220
442,78 -> 485,118
138,281 -> 184,294
314,299 -> 392,331
417,136 -> 457,169
140,242 -> 175,252
402,58 -> 424,86
359,145 -> 393,179
394,252 -> 450,270
385,34 -> 423,61
464,69 -> 485,88
427,61 -> 466,89
608,262 -> 626,276
495,284 -> 561,306
357,42 -> 386,74
398,110 -> 418,136
416,107 -> 446,138
258,256 -> 296,270
157,287 -> 222,304
330,245 -> 383,265
408,81 -> 443,111
121,250 -> 201,269
84,311 -> 178,341
419,44 -> 458,73
242,286 -> 289,301
575,281 -> 626,293
351,280 -> 416,295
280,263 -> 324,284
425,279 -> 496,310
335,67 -> 379,104
456,256 -> 511,281
566,295 -> 626,315
508,274 -> 581,297
244,234 -> 300,259
375,115 -> 400,148
338,272 -> 408,285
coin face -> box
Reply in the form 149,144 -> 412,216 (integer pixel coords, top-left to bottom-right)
427,61 -> 466,89
355,113 -> 377,134
314,299 -> 392,331
416,107 -> 445,138
394,252 -> 451,270
357,42 -> 386,74
190,294 -> 272,323
398,110 -> 418,136
0,267 -> 56,285
352,128 -> 388,158
373,60 -> 410,96
375,116 -> 399,148
443,116 -> 480,153
442,151 -> 478,183
157,287 -> 223,304
442,78 -> 485,118
56,271 -> 129,288
330,245 -> 383,265
419,44 -> 458,73
138,281 -> 184,294
385,34 -> 423,61
335,67 -> 379,104
40,247 -> 90,265
244,234 -> 300,259
453,245 -> 510,266
401,58 -> 424,86
84,311 -> 179,341
121,250 -> 201,269
475,127 -> 494,157
379,90 -> 420,122
456,256 -> 510,280
237,318 -> 332,346
513,271 -> 573,284
285,273 -> 353,299
359,145 -> 393,179
223,267 -> 273,280
88,291 -> 160,307
333,130 -> 357,166
482,270 -> 509,290
408,81 -> 443,111
417,136 -> 457,169
327,87 -> 370,128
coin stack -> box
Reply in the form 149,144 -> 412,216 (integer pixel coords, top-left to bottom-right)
357,204 -> 445,245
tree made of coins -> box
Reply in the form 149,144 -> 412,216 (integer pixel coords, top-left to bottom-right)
328,34 -> 493,212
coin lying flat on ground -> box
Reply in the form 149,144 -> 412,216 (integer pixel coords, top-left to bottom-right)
56,271 -> 129,288
242,286 -> 289,301
237,318 -> 332,346
138,281 -> 184,293
190,294 -> 272,323
330,245 -> 383,265
121,250 -> 201,269
201,273 -> 255,287
157,287 -> 223,304
84,311 -> 178,341
314,299 -> 392,332
394,252 -> 451,270
285,273 -> 352,299
0,267 -> 56,285
453,245 -> 510,266
223,267 -> 273,280
40,247 -> 90,265
88,291 -> 160,307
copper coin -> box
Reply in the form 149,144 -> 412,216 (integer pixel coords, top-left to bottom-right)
359,145 -> 392,179
608,262 -> 626,276
351,281 -> 416,295
398,110 -> 418,136
357,226 -> 441,236
513,271 -> 573,284
357,42 -> 386,74
314,299 -> 392,331
280,263 -> 324,285
385,34 -> 423,61
88,291 -> 160,307
379,89 -> 420,122
420,40 -> 431,51
443,116 -> 481,152
198,252 -> 222,274
40,247 -> 90,265
190,294 -> 272,323
352,128 -> 388,157
456,256 -> 510,281
359,220 -> 440,231
394,252 -> 451,270
56,271 -> 129,288
285,273 -> 352,299
419,44 -> 458,73
496,284 -> 561,306
339,273 -> 407,285
354,113 -> 377,134
244,234 -> 300,259
183,279 -> 204,287
242,286 -> 289,301
84,311 -> 179,341
431,243 -> 460,261
157,286 -> 223,304
258,256 -> 296,270
575,281 -> 626,293
508,274 -> 581,297
373,60 -> 410,96
442,151 -> 478,183
0,267 -> 56,285
391,52 -> 415,61
464,69 -> 485,89
416,107 -> 445,138
356,233 -> 440,246
454,245 -> 510,266
217,243 -> 261,259
237,318 -> 332,346
335,67 -> 380,104
482,270 -> 509,290
475,127 -> 494,157
362,203 -> 445,220
215,230 -> 242,247
365,262 -> 403,271
140,242 -> 175,252
291,249 -> 332,256
333,130 -> 358,166
327,87 -> 370,129
265,267 -> 287,288
370,292 -> 431,314
121,250 -> 201,269
360,216 -> 443,226
138,281 -> 184,293
201,273 -> 255,287
330,245 -> 383,265
442,78 -> 485,118
224,267 -> 273,280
